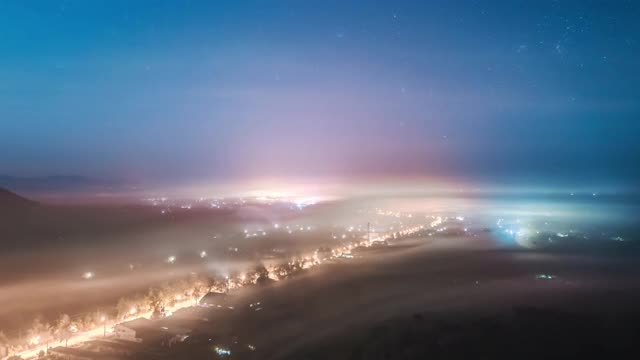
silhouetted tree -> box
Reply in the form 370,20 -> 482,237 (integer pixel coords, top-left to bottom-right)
254,264 -> 271,285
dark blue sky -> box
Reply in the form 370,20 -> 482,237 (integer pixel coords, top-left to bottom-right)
1,0 -> 639,189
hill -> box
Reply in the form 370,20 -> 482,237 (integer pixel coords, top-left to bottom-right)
0,187 -> 36,210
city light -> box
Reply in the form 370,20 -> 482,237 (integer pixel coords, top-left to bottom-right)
29,336 -> 40,346
214,346 -> 232,356
4,1 -> 637,358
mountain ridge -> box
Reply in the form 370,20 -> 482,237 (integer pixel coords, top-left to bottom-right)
0,175 -> 126,193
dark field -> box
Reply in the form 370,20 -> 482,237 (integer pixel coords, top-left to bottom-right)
157,233 -> 640,359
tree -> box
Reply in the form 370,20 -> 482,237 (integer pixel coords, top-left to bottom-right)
205,276 -> 225,293
144,287 -> 166,318
191,282 -> 207,304
54,314 -> 72,347
81,313 -> 96,331
0,330 -> 10,357
26,317 -> 52,348
116,297 -> 130,320
117,297 -> 141,320
254,264 -> 270,283
0,330 -> 9,344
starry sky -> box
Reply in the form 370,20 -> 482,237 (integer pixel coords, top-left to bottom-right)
1,0 -> 639,191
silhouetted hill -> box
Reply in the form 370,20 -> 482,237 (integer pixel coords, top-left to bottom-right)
0,187 -> 37,210
0,175 -> 114,193
0,188 -> 38,240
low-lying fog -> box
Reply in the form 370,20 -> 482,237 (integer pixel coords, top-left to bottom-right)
1,190 -> 639,346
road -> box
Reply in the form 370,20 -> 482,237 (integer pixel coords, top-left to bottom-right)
9,298 -> 198,360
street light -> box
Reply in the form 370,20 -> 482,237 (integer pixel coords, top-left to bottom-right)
100,316 -> 106,337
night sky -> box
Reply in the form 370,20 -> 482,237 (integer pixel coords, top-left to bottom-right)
1,1 -> 639,190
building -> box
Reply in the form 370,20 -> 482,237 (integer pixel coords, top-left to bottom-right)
114,318 -> 190,347
114,318 -> 151,343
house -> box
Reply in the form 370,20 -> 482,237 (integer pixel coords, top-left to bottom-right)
114,318 -> 190,347
113,318 -> 152,343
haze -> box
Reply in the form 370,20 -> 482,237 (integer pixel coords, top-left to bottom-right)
1,1 -> 640,360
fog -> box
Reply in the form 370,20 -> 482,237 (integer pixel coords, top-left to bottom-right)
1,189 -> 639,358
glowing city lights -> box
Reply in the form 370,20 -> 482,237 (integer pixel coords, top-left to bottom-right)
214,346 -> 232,356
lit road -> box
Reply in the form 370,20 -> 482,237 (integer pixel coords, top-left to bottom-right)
10,298 -> 198,360
7,223 -> 429,360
